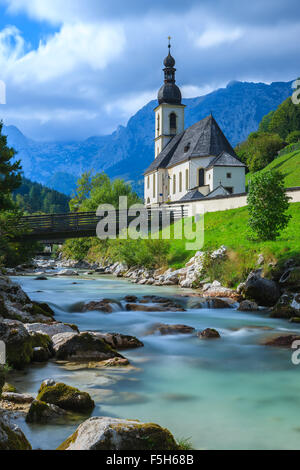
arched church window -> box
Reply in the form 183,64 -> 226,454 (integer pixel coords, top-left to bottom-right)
147,198 -> 150,205
185,169 -> 189,190
147,176 -> 150,190
170,113 -> 177,135
153,173 -> 156,198
157,114 -> 160,135
173,174 -> 176,194
198,168 -> 205,187
179,172 -> 182,192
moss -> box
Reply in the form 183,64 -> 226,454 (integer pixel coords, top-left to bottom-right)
2,383 -> 17,393
30,332 -> 52,350
0,420 -> 32,450
26,400 -> 50,423
64,323 -> 80,333
29,302 -> 54,318
37,382 -> 95,412
6,336 -> 33,370
57,430 -> 79,450
0,366 -> 6,395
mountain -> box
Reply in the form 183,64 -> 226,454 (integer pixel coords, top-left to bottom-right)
3,80 -> 293,196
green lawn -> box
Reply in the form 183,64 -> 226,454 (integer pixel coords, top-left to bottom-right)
246,148 -> 300,188
165,203 -> 300,281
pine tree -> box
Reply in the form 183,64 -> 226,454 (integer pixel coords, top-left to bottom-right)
0,121 -> 22,210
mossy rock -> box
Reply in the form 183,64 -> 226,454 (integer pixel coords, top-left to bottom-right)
2,383 -> 17,393
37,382 -> 95,412
29,302 -> 55,318
58,417 -> 180,451
26,399 -> 66,424
0,321 -> 34,370
0,367 -> 6,395
0,416 -> 32,450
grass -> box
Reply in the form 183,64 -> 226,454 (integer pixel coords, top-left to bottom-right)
246,148 -> 300,188
161,202 -> 300,286
177,437 -> 194,450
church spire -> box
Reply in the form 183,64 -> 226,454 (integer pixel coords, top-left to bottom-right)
158,38 -> 182,105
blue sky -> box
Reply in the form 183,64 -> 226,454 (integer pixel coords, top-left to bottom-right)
0,0 -> 299,141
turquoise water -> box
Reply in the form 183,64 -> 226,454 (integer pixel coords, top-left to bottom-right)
9,275 -> 300,450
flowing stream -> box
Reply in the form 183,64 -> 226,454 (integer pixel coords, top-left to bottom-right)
8,275 -> 300,450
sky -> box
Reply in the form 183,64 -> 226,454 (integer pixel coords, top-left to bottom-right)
0,0 -> 299,141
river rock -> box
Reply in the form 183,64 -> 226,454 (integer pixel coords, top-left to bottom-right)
1,393 -> 34,404
34,276 -> 48,281
238,300 -> 259,312
270,293 -> 300,319
57,417 -> 180,450
37,382 -> 95,412
207,298 -> 234,309
25,322 -> 77,338
148,323 -> 195,335
58,270 -> 79,277
0,319 -> 33,369
32,347 -> 50,362
93,332 -> 144,350
0,413 -> 32,450
244,271 -> 281,307
263,334 -> 300,348
198,328 -> 221,339
52,332 -> 124,362
26,400 -> 67,424
124,296 -> 137,303
82,299 -> 117,313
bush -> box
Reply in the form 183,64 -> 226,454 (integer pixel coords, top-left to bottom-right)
248,170 -> 291,241
236,132 -> 285,172
286,130 -> 300,144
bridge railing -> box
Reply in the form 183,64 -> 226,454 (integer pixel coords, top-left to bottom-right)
16,206 -> 189,239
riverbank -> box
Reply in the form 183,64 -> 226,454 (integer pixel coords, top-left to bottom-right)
1,258 -> 300,449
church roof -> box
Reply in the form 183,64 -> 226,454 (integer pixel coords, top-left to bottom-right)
179,189 -> 205,202
144,115 -> 240,174
207,151 -> 246,169
205,185 -> 231,198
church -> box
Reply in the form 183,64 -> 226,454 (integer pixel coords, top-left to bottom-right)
144,42 -> 246,206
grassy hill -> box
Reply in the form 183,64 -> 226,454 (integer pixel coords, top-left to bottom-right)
246,146 -> 300,188
166,202 -> 300,286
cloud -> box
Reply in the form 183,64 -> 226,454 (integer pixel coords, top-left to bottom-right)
0,0 -> 299,141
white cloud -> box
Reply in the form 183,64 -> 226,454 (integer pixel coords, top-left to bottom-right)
194,27 -> 243,48
105,90 -> 157,119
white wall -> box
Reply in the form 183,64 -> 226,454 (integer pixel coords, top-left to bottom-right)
212,166 -> 246,193
167,161 -> 190,202
189,156 -> 214,189
154,103 -> 185,158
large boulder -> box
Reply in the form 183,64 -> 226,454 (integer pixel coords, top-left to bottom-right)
244,271 -> 281,307
238,300 -> 259,312
0,319 -> 33,369
93,333 -> 144,350
263,334 -> 300,348
0,414 -> 32,450
57,417 -> 180,450
1,393 -> 34,404
82,300 -> 120,314
52,332 -> 124,362
26,400 -> 67,424
271,293 -> 300,319
25,322 -> 77,338
37,382 -> 95,412
198,328 -> 221,339
148,324 -> 195,335
0,367 -> 5,394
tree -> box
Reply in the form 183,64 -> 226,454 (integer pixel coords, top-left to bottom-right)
286,130 -> 300,144
0,121 -> 22,210
69,171 -> 93,212
247,170 -> 291,240
236,132 -> 285,172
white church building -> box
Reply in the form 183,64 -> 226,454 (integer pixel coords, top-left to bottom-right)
144,42 -> 246,206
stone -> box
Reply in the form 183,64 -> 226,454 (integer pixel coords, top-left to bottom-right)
238,300 -> 259,312
25,322 -> 77,338
0,414 -> 32,450
244,271 -> 281,307
270,293 -> 300,319
0,319 -> 33,369
256,254 -> 265,266
57,417 -> 180,450
93,332 -> 144,350
34,276 -> 48,281
58,270 -> 79,277
207,298 -> 233,309
82,299 -> 120,314
198,328 -> 221,339
26,400 -> 67,424
263,335 -> 300,348
52,332 -> 124,362
32,347 -> 50,362
1,393 -> 34,404
148,323 -> 195,335
37,382 -> 95,412
124,296 -> 137,303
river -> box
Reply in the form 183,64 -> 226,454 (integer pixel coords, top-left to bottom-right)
8,274 -> 300,450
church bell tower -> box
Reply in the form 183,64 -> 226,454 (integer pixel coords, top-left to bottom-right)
154,38 -> 185,158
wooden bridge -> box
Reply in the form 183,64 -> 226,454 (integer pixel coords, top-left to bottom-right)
15,206 -> 188,242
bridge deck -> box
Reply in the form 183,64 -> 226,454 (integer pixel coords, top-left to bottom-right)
15,207 -> 188,242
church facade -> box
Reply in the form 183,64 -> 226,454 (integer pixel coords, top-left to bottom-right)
144,43 -> 246,206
